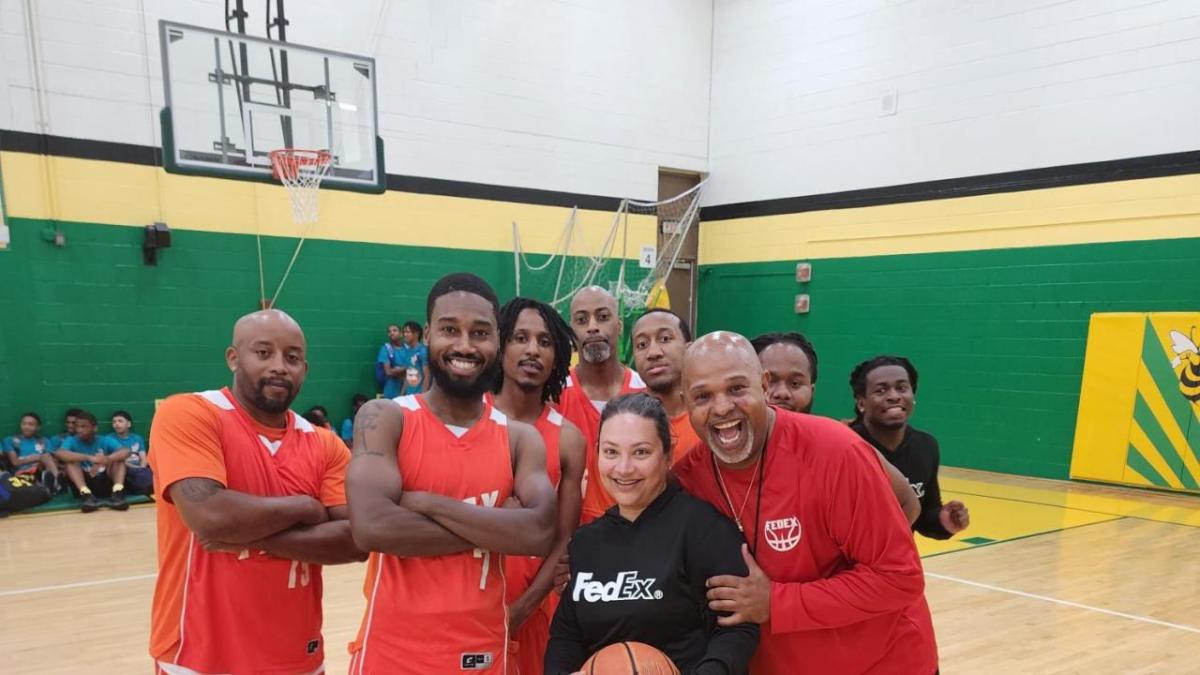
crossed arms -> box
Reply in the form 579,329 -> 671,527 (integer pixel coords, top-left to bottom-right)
345,399 -> 557,558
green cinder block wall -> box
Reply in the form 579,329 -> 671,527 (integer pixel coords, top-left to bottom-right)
696,237 -> 1198,479
0,216 -> 637,436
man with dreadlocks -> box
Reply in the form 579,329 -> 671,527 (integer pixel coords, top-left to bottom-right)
490,297 -> 586,675
849,355 -> 969,540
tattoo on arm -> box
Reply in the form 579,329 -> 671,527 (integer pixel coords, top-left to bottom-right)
351,406 -> 390,457
174,478 -> 222,503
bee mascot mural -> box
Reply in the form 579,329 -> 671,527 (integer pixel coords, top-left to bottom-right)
1170,328 -> 1200,404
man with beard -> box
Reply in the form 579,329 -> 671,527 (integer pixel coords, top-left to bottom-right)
559,286 -> 645,522
751,333 -> 919,525
347,273 -> 557,674
849,355 -> 968,540
148,309 -> 363,675
673,332 -> 938,675
490,297 -> 586,675
631,308 -> 701,463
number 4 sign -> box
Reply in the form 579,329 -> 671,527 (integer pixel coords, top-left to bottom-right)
639,245 -> 656,269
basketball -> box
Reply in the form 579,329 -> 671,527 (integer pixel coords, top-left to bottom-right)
581,642 -> 680,675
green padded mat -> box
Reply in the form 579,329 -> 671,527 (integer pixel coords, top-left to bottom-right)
15,491 -> 154,515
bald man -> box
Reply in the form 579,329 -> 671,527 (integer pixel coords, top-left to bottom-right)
673,332 -> 938,675
148,310 -> 364,675
558,286 -> 645,522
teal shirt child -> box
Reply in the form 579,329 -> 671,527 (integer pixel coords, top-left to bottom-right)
108,432 -> 148,467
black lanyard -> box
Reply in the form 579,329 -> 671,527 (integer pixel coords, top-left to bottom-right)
710,440 -> 768,558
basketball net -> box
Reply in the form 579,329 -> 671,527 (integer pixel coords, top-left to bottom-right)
271,149 -> 332,225
258,149 -> 332,309
511,180 -> 706,313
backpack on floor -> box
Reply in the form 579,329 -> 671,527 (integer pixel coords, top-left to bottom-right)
0,472 -> 52,513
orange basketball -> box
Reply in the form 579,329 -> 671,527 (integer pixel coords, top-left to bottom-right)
581,641 -> 680,675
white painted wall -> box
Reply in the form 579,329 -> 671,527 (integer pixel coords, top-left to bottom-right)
0,0 -> 713,200
705,0 -> 1200,206
6,0 -> 1199,207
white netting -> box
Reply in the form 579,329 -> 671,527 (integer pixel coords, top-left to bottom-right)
512,180 -> 705,313
271,149 -> 332,225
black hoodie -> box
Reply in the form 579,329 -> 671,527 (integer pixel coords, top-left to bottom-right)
544,483 -> 759,674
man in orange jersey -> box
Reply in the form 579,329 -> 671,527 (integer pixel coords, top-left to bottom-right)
630,308 -> 701,464
490,297 -> 586,675
347,273 -> 557,674
148,309 -> 364,675
557,286 -> 645,522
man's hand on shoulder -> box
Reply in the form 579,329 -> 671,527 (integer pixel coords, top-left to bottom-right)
706,544 -> 771,626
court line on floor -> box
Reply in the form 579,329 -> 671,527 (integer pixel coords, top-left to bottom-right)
0,573 -> 157,597
926,571 -> 1200,634
944,486 -> 1200,530
919,515 -> 1123,559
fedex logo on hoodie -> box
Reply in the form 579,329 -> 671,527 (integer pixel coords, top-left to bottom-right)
572,571 -> 663,602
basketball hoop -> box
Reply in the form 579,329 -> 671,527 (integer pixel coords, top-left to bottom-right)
270,149 -> 332,224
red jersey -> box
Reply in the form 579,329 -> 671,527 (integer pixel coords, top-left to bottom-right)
350,394 -> 515,674
557,367 -> 645,522
502,404 -> 565,675
148,388 -> 349,675
674,409 -> 938,675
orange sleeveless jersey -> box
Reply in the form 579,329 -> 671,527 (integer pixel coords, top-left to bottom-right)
148,388 -> 350,675
669,410 -> 702,465
350,395 -> 515,674
557,367 -> 644,522
501,404 -> 565,675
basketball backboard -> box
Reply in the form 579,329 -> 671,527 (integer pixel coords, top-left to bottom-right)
159,21 -> 384,192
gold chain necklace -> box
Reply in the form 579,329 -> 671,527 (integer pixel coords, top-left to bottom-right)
714,453 -> 763,533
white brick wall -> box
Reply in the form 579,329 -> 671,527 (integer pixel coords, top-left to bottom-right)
1,0 -> 713,200
705,0 -> 1200,206
7,0 -> 1199,207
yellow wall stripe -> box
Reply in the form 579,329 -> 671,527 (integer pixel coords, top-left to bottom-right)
1127,422 -> 1183,489
1121,466 -> 1153,488
0,151 -> 656,257
699,173 -> 1200,265
1135,365 -> 1199,481
1069,314 -> 1142,482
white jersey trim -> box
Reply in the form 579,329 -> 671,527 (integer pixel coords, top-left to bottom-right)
354,555 -> 387,675
293,413 -> 315,433
489,407 -> 508,426
391,395 -> 420,411
547,409 -> 564,426
195,390 -> 234,410
172,532 -> 197,664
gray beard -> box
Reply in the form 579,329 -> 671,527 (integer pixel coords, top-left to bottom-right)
581,341 -> 612,364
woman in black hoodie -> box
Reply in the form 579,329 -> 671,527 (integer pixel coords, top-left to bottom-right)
544,394 -> 758,675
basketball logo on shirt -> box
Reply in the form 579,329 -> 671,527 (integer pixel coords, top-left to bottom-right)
764,516 -> 801,552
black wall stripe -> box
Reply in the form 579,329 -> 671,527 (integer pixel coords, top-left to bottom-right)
700,150 -> 1200,222
9,128 -> 1198,219
0,129 -> 626,211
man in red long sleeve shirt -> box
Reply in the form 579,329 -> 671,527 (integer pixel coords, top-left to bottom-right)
673,331 -> 938,675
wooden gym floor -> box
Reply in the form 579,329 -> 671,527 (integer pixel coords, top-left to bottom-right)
1,468 -> 1197,674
